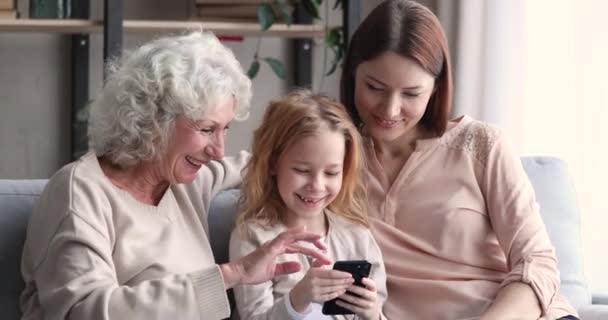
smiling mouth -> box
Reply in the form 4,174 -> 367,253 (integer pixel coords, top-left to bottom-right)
296,194 -> 324,206
373,115 -> 401,128
186,156 -> 205,167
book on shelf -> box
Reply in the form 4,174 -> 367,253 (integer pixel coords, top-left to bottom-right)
0,9 -> 17,19
30,0 -> 69,18
0,0 -> 14,10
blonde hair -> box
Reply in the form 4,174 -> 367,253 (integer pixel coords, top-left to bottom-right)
238,89 -> 368,228
88,31 -> 251,167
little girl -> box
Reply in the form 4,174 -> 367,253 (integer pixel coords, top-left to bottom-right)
230,89 -> 387,320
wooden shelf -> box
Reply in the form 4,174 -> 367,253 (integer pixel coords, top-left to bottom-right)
0,19 -> 329,38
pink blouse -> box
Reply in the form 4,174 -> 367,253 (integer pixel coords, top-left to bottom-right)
365,115 -> 577,319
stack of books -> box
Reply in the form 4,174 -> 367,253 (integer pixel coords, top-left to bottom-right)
193,0 -> 286,22
0,0 -> 17,19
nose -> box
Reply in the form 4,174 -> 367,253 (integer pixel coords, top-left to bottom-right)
383,93 -> 401,118
205,131 -> 225,160
307,173 -> 324,191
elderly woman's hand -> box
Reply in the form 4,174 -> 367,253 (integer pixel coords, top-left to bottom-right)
221,226 -> 331,288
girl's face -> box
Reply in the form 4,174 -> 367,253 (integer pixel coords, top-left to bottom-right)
274,127 -> 345,223
161,96 -> 234,184
354,50 -> 435,143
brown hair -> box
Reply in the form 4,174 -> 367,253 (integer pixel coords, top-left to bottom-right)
237,89 -> 368,228
340,0 -> 453,136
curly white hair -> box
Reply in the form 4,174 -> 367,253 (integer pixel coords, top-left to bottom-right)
87,31 -> 252,167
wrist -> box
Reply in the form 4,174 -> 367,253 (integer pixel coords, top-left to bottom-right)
363,312 -> 381,320
219,262 -> 243,289
289,287 -> 310,313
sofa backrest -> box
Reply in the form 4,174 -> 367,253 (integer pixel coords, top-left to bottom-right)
521,156 -> 590,308
0,180 -> 47,320
0,157 -> 591,318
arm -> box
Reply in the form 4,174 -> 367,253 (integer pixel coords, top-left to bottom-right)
335,229 -> 388,320
33,211 -> 230,320
197,150 -> 250,198
229,225 -> 297,320
481,135 -> 558,317
480,282 -> 541,320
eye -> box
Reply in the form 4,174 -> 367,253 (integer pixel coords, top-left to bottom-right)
402,91 -> 420,98
366,82 -> 383,92
199,128 -> 214,135
325,171 -> 341,176
293,168 -> 309,174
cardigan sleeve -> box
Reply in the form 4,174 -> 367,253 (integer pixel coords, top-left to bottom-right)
30,210 -> 230,320
229,225 -> 296,320
482,134 -> 560,314
196,150 -> 250,199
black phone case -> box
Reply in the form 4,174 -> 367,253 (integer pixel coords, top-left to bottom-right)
322,260 -> 372,315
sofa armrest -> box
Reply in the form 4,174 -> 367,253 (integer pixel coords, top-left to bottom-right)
592,292 -> 608,305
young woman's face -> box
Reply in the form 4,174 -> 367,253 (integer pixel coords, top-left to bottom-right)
354,50 -> 435,143
162,96 -> 235,184
274,127 -> 345,223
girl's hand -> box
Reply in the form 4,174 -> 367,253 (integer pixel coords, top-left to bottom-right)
225,226 -> 331,287
289,259 -> 354,313
335,277 -> 381,320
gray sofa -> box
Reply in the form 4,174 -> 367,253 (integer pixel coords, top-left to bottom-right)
1,157 -> 607,319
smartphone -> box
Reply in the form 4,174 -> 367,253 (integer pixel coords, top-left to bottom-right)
322,260 -> 372,315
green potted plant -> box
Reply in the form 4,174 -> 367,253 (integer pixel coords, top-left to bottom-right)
247,0 -> 344,79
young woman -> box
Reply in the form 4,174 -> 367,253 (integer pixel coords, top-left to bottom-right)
339,1 -> 578,319
230,89 -> 387,320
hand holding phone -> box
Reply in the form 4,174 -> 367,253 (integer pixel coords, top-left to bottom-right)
322,260 -> 372,315
288,259 -> 354,313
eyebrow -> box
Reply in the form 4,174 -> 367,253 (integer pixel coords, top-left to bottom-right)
365,75 -> 423,90
293,161 -> 343,168
195,120 -> 231,128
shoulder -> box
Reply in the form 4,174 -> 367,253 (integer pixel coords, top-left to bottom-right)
40,152 -> 106,209
231,218 -> 286,246
328,213 -> 369,232
327,213 -> 374,242
43,152 -> 117,232
326,212 -> 378,261
441,116 -> 505,166
28,153 -> 115,253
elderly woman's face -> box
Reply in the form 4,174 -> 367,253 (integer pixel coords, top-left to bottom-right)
162,96 -> 235,184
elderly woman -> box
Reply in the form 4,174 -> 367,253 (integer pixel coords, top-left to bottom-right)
19,32 -> 330,320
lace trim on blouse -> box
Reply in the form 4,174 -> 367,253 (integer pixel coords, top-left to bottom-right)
440,119 -> 501,167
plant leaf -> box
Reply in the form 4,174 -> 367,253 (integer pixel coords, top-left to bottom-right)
333,0 -> 342,10
301,0 -> 321,19
325,28 -> 340,46
326,61 -> 338,76
325,27 -> 345,76
274,0 -> 293,25
262,57 -> 286,79
257,3 -> 275,30
247,60 -> 260,79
